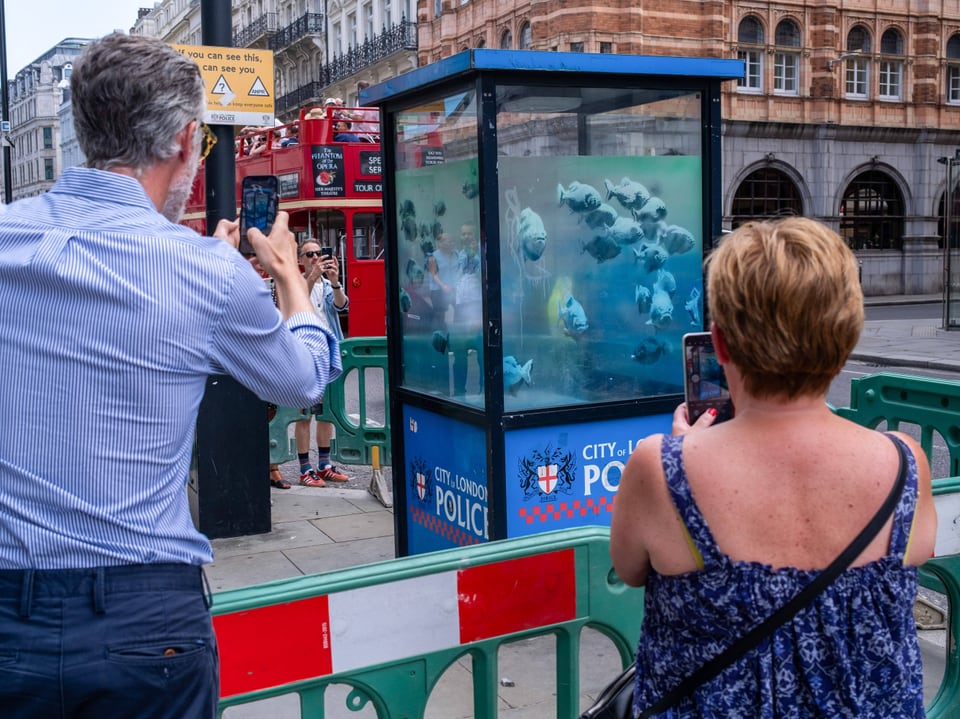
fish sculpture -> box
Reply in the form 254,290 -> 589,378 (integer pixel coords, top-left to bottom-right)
503,356 -> 534,395
604,177 -> 651,213
635,196 -> 668,222
632,242 -> 668,273
399,288 -> 412,313
557,181 -> 602,213
432,330 -> 449,354
635,284 -> 652,316
420,238 -> 435,256
647,289 -> 674,329
558,294 -> 589,336
581,234 -> 621,263
654,269 -> 677,297
517,207 -> 547,261
405,258 -> 424,283
399,199 -> 416,219
631,336 -> 672,364
462,181 -> 480,199
660,224 -> 696,255
607,216 -> 643,245
685,287 -> 702,326
401,215 -> 418,243
583,203 -> 619,229
431,220 -> 444,239
434,200 -> 447,217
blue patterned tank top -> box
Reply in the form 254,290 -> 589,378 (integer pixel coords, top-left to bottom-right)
633,433 -> 925,718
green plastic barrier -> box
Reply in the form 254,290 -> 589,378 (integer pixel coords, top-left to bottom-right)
267,337 -> 389,467
835,371 -> 960,716
212,526 -> 642,718
834,371 -> 960,475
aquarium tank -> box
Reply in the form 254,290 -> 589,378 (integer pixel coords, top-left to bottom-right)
391,79 -> 705,412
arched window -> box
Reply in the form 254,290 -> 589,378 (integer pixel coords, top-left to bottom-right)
845,26 -> 871,98
476,36 -> 486,49
947,34 -> 960,104
500,28 -> 513,50
737,16 -> 764,91
519,22 -> 532,50
879,28 -> 903,100
839,171 -> 904,250
730,168 -> 803,228
774,20 -> 801,95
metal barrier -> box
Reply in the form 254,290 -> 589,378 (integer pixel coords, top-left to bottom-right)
213,526 -> 642,718
268,337 -> 390,467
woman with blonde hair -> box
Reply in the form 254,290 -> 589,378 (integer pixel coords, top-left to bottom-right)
611,217 -> 936,717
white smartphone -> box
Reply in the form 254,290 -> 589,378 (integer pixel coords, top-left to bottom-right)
682,331 -> 733,423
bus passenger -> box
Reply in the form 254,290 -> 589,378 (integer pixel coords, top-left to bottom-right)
610,217 -> 936,718
333,120 -> 361,143
0,33 -> 341,717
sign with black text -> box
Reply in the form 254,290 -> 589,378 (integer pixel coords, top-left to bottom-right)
311,145 -> 346,198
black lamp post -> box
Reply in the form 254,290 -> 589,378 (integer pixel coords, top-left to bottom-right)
938,148 -> 960,329
0,0 -> 12,205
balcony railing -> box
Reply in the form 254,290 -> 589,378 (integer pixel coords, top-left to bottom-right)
233,13 -> 279,48
275,81 -> 325,117
269,13 -> 325,51
320,18 -> 417,86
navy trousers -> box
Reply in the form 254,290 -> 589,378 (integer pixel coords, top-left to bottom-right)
0,563 -> 219,718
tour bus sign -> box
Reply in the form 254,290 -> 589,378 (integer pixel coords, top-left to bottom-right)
173,44 -> 275,127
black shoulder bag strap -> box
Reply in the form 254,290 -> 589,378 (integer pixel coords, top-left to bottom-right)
637,437 -> 908,719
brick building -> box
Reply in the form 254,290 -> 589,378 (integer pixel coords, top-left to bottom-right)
417,1 -> 960,296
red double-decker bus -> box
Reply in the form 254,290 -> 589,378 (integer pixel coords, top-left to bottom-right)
183,106 -> 385,337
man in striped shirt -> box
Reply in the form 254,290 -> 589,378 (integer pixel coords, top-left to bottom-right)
0,33 -> 340,718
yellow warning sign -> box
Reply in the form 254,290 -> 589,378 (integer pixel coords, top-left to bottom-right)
172,44 -> 275,127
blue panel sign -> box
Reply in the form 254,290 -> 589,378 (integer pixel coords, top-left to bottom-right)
402,405 -> 489,555
504,414 -> 671,537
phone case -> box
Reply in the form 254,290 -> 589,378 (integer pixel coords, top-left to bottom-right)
682,332 -> 733,423
239,175 -> 279,254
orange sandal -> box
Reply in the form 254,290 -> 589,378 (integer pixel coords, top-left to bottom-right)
269,466 -> 291,490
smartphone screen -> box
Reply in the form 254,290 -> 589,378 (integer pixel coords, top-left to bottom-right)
682,332 -> 733,423
239,175 -> 279,255
320,246 -> 333,259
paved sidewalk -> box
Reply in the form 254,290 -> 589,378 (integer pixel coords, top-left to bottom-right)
208,293 -> 954,716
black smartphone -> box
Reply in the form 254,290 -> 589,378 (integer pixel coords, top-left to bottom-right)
320,246 -> 334,259
239,175 -> 279,255
682,331 -> 733,423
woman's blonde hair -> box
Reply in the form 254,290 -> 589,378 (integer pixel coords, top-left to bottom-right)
706,217 -> 864,398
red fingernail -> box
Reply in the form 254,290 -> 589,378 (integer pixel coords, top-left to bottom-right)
708,408 -> 717,416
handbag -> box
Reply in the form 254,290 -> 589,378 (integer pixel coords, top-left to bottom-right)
581,438 -> 908,719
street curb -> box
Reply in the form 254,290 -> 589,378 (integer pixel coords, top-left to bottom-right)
848,352 -> 960,373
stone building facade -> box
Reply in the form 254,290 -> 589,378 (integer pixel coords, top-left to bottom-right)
5,39 -> 89,201
417,1 -> 960,296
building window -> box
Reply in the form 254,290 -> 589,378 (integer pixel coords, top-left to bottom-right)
500,29 -> 513,49
434,0 -> 442,18
878,28 -> 903,100
519,22 -> 531,50
476,36 -> 486,49
845,25 -> 871,98
600,42 -> 613,54
947,34 -> 960,104
731,167 -> 803,228
773,19 -> 800,95
839,171 -> 904,251
43,126 -> 53,149
737,16 -> 764,92
44,158 -> 54,181
569,41 -> 584,53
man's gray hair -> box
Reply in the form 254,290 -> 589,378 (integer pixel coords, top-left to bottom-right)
71,33 -> 206,173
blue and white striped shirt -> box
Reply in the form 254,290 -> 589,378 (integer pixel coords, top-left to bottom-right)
0,167 -> 341,569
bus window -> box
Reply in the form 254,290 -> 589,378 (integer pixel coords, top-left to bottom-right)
310,209 -> 346,253
353,212 -> 384,259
